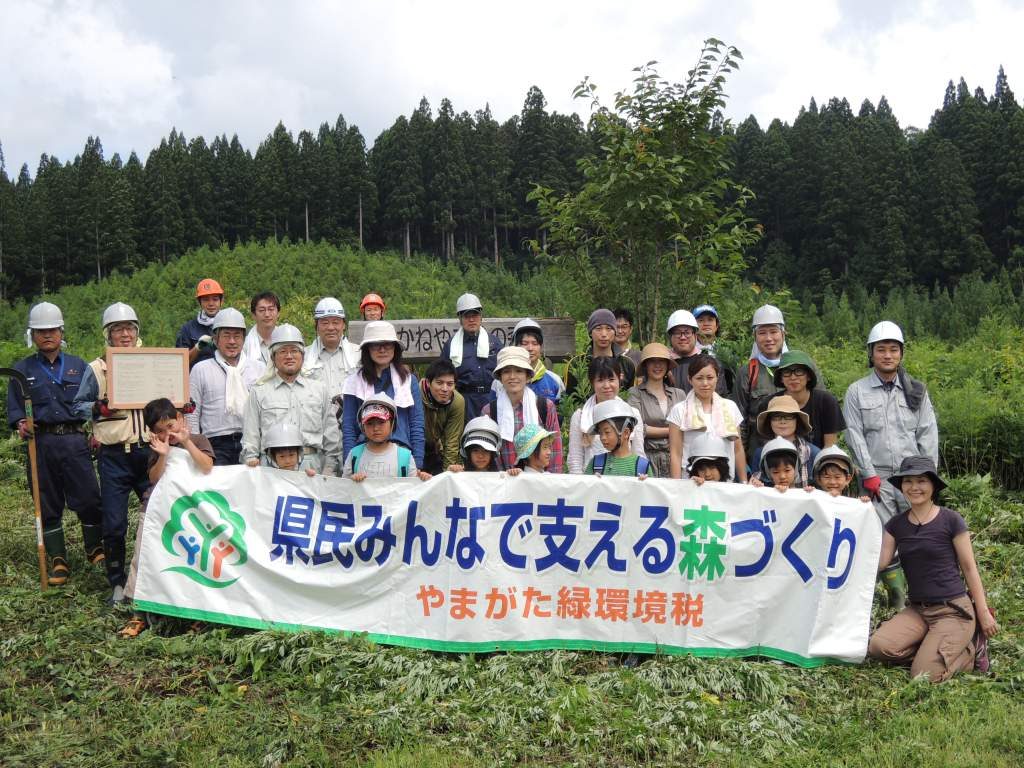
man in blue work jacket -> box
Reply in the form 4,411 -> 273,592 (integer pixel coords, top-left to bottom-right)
7,302 -> 103,587
440,293 -> 501,419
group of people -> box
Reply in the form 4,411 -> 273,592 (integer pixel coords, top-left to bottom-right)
7,282 -> 998,680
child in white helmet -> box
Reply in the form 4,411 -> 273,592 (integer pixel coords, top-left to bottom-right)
263,421 -> 316,477
584,399 -> 650,478
449,417 -> 501,472
686,433 -> 734,486
757,437 -> 803,493
808,445 -> 870,501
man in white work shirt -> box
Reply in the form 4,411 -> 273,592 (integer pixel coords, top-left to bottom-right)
242,324 -> 341,475
187,308 -> 264,465
305,296 -> 361,400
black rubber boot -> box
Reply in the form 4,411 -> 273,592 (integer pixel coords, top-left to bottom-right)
103,538 -> 127,590
82,524 -> 105,566
42,526 -> 70,587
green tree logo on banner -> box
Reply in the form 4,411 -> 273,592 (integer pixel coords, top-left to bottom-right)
160,491 -> 247,588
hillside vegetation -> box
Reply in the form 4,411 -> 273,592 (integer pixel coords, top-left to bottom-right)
2,240 -> 1023,488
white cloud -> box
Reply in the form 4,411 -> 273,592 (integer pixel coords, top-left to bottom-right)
0,0 -> 177,169
1,0 -> 1021,173
725,0 -> 1024,130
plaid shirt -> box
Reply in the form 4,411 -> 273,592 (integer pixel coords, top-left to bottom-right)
481,398 -> 563,473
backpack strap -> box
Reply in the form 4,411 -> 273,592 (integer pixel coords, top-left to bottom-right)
593,452 -> 607,476
536,395 -> 550,425
349,442 -> 367,474
747,358 -> 760,394
636,456 -> 650,476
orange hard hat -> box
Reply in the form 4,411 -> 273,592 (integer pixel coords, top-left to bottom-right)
360,293 -> 386,313
195,278 -> 224,298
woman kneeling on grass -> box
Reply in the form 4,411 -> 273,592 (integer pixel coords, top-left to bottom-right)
868,456 -> 998,681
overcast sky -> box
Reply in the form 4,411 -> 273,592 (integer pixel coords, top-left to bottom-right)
2,0 -> 1022,175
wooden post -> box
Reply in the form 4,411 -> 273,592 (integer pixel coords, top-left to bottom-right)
0,368 -> 48,591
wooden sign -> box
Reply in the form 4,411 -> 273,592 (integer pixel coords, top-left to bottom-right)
106,347 -> 190,410
347,318 -> 577,363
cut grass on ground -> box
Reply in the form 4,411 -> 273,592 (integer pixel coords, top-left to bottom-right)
1,465 -> 1021,767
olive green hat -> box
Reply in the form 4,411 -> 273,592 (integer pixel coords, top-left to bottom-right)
772,350 -> 818,389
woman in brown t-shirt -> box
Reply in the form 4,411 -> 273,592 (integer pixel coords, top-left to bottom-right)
868,456 -> 998,681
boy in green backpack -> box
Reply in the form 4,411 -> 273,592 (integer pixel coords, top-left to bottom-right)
584,398 -> 650,478
343,393 -> 431,482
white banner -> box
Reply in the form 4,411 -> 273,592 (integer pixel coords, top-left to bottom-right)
135,452 -> 882,666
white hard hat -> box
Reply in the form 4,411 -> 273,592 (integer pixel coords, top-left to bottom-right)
314,297 -> 345,320
812,445 -> 856,477
460,416 -> 501,457
359,321 -> 400,347
666,309 -> 698,333
686,432 -> 732,465
101,302 -> 139,330
456,293 -> 483,314
511,318 -> 543,345
212,307 -> 246,332
751,304 -> 785,329
587,398 -> 637,435
358,392 -> 398,423
28,302 -> 64,330
264,420 -> 303,451
269,323 -> 305,354
867,320 -> 904,347
759,436 -> 800,473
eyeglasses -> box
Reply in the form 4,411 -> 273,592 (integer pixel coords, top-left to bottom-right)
770,414 -> 797,421
780,369 -> 808,378
671,328 -> 695,338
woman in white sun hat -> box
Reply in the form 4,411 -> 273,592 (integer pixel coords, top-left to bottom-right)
341,320 -> 425,467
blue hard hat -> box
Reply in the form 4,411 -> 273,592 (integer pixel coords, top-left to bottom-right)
693,304 -> 719,319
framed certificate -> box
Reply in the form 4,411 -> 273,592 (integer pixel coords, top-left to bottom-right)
105,348 -> 190,410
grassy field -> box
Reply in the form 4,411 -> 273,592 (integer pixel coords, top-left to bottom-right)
0,434 -> 1021,767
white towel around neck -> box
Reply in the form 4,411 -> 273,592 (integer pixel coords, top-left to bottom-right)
342,364 -> 414,408
243,326 -> 269,363
215,351 -> 250,418
449,329 -> 489,368
578,395 -> 599,433
496,385 -> 539,442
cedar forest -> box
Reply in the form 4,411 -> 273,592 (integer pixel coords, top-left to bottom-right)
0,68 -> 1022,304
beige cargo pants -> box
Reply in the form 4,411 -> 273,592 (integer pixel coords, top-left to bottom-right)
867,595 -> 976,682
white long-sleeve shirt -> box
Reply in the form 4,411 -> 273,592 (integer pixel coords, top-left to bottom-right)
187,356 -> 264,438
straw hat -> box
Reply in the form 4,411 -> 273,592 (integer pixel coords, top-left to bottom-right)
756,394 -> 812,438
493,346 -> 533,377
